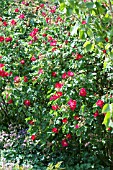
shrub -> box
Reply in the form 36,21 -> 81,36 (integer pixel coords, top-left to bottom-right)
0,0 -> 113,169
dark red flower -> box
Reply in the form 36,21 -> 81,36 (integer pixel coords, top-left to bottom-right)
31,134 -> 36,141
82,20 -> 86,24
7,99 -> 13,104
66,133 -> 72,139
5,37 -> 12,42
52,105 -> 59,110
75,124 -> 79,129
3,21 -> 8,26
79,88 -> 87,97
24,76 -> 28,82
62,118 -> 68,123
76,53 -> 83,60
0,63 -> 5,68
103,50 -> 106,53
40,4 -> 44,8
55,82 -> 63,88
74,115 -> 80,120
11,19 -> 16,26
0,36 -> 4,42
94,110 -> 99,117
52,127 -> 58,133
24,100 -> 31,106
105,37 -> 108,42
19,14 -> 25,19
30,55 -> 36,61
68,99 -> 77,111
14,76 -> 20,83
96,100 -> 104,108
15,8 -> 19,12
61,139 -> 68,147
67,71 -> 74,77
62,72 -> 67,79
28,120 -> 34,125
52,72 -> 57,77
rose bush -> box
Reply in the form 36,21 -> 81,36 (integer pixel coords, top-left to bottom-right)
0,0 -> 113,169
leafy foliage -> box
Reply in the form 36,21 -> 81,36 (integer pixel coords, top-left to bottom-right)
0,0 -> 113,169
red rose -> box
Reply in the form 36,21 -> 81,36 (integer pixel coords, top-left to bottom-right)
79,88 -> 87,97
3,21 -> 8,26
76,53 -> 83,60
0,36 -> 4,42
14,76 -> 20,83
40,4 -> 44,8
52,127 -> 58,133
15,8 -> 19,12
61,139 -> 68,147
74,115 -> 80,120
30,55 -> 36,61
31,134 -> 36,141
8,99 -> 13,104
24,76 -> 28,82
105,37 -> 108,42
0,63 -> 5,68
55,82 -> 63,88
52,72 -> 57,77
11,19 -> 16,26
82,20 -> 86,25
103,50 -> 106,53
24,100 -> 31,106
52,105 -> 59,110
50,40 -> 57,46
96,100 -> 104,108
94,110 -> 99,117
68,99 -> 77,111
62,118 -> 68,123
62,72 -> 67,79
75,124 -> 79,129
28,120 -> 34,125
5,37 -> 12,42
19,14 -> 25,19
66,133 -> 72,139
67,71 -> 74,77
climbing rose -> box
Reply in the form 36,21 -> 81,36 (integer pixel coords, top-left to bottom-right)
76,53 -> 83,60
5,37 -> 12,42
79,88 -> 87,97
31,134 -> 36,141
67,71 -> 74,77
96,100 -> 104,108
62,118 -> 68,123
55,82 -> 63,88
66,134 -> 72,139
52,105 -> 59,110
94,110 -> 99,117
61,139 -> 68,147
52,127 -> 58,133
68,99 -> 77,111
62,72 -> 67,79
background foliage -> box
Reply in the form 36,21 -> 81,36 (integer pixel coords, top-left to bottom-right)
0,0 -> 113,169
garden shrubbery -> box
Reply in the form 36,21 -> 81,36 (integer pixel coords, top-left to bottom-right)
0,0 -> 113,169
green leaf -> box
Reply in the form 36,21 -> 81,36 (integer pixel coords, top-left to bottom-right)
71,22 -> 79,35
86,2 -> 95,9
60,3 -> 66,11
83,41 -> 94,52
102,111 -> 110,127
79,30 -> 85,39
87,29 -> 93,37
102,104 -> 110,113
